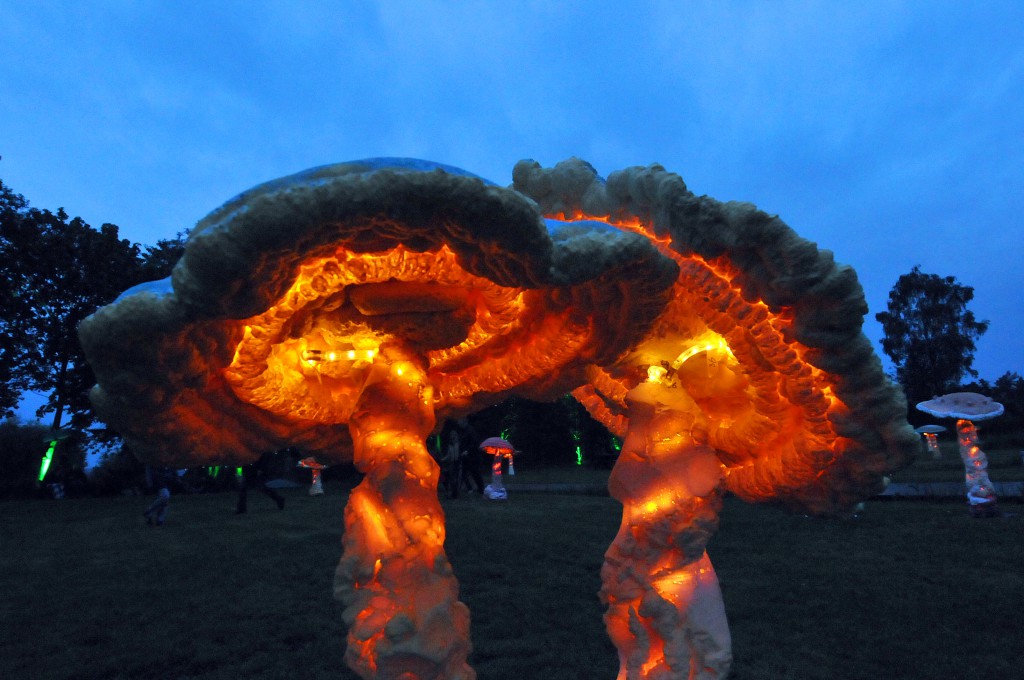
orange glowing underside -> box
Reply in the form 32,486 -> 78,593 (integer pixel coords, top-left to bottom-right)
552,211 -> 849,501
223,213 -> 850,503
224,244 -> 589,424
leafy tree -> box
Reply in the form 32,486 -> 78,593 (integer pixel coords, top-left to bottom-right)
139,230 -> 189,280
0,182 -> 145,432
0,180 -> 34,416
961,372 -> 1024,447
0,418 -> 87,497
88,444 -> 148,496
0,419 -> 50,498
876,265 -> 989,407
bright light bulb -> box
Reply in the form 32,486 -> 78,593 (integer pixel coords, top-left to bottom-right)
647,365 -> 667,383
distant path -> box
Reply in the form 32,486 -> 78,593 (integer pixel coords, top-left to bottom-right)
880,481 -> 1023,498
504,481 -> 1024,498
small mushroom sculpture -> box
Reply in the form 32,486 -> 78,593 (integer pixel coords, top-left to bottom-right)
917,392 -> 1004,516
80,157 -> 917,680
479,436 -> 516,500
297,456 -> 328,495
913,424 -> 947,459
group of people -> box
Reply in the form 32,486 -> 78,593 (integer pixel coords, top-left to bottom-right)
143,418 -> 494,526
142,452 -> 289,526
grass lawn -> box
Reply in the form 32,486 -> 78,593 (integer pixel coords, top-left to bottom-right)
1,484 -> 1022,679
889,445 -> 1024,483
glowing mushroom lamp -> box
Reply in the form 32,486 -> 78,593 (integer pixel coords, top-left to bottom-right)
913,424 -> 947,459
479,436 -> 516,500
298,456 -> 328,495
917,393 -> 1004,517
80,157 -> 917,680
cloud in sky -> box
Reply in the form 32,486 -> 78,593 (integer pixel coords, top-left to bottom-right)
2,0 -> 1022,410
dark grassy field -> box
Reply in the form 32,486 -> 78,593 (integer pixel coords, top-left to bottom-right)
1,483 -> 1022,680
889,445 -> 1024,483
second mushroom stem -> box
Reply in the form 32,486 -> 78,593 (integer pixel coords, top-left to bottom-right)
602,389 -> 732,680
956,419 -> 998,507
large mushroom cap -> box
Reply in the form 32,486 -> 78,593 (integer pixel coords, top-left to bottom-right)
79,158 -> 677,468
916,392 -> 1005,421
514,158 -> 918,515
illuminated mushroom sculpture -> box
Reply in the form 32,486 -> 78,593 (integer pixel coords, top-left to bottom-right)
479,436 -> 516,500
913,424 -> 947,459
298,456 -> 328,495
80,157 -> 917,680
917,392 -> 1004,516
513,158 -> 919,678
79,158 -> 675,680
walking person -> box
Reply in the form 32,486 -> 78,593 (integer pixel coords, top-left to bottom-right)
143,466 -> 174,526
236,452 -> 286,513
442,428 -> 463,498
456,417 -> 486,495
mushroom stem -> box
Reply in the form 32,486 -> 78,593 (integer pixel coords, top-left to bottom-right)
956,419 -> 998,508
922,433 -> 941,459
335,351 -> 474,680
601,388 -> 732,680
309,468 -> 324,495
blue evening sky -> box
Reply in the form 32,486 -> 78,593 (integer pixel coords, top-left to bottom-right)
2,1 -> 1021,422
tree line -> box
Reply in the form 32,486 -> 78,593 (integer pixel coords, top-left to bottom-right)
1,178 -> 187,494
1,178 -> 187,429
1,176 -> 1020,498
875,265 -> 1023,444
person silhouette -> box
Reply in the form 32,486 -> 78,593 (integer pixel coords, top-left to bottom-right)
236,452 -> 285,513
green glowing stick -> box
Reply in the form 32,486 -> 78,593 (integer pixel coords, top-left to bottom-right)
38,440 -> 58,482
571,429 -> 583,465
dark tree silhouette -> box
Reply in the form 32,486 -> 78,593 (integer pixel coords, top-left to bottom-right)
875,265 -> 989,407
961,371 -> 1024,447
139,230 -> 189,280
0,180 -> 145,431
0,180 -> 34,416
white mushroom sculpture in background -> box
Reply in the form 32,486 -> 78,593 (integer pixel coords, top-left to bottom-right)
917,392 -> 1004,517
80,157 -> 918,680
913,424 -> 947,459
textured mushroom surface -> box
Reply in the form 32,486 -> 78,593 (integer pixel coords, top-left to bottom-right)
917,392 -> 1005,422
80,158 -> 676,467
79,157 -> 918,680
513,158 -> 918,515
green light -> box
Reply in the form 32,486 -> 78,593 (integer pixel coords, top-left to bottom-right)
500,428 -> 512,440
610,436 -> 622,452
570,428 -> 584,465
38,440 -> 58,482
236,467 -> 243,478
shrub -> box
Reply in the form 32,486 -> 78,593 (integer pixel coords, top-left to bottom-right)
0,419 -> 49,498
